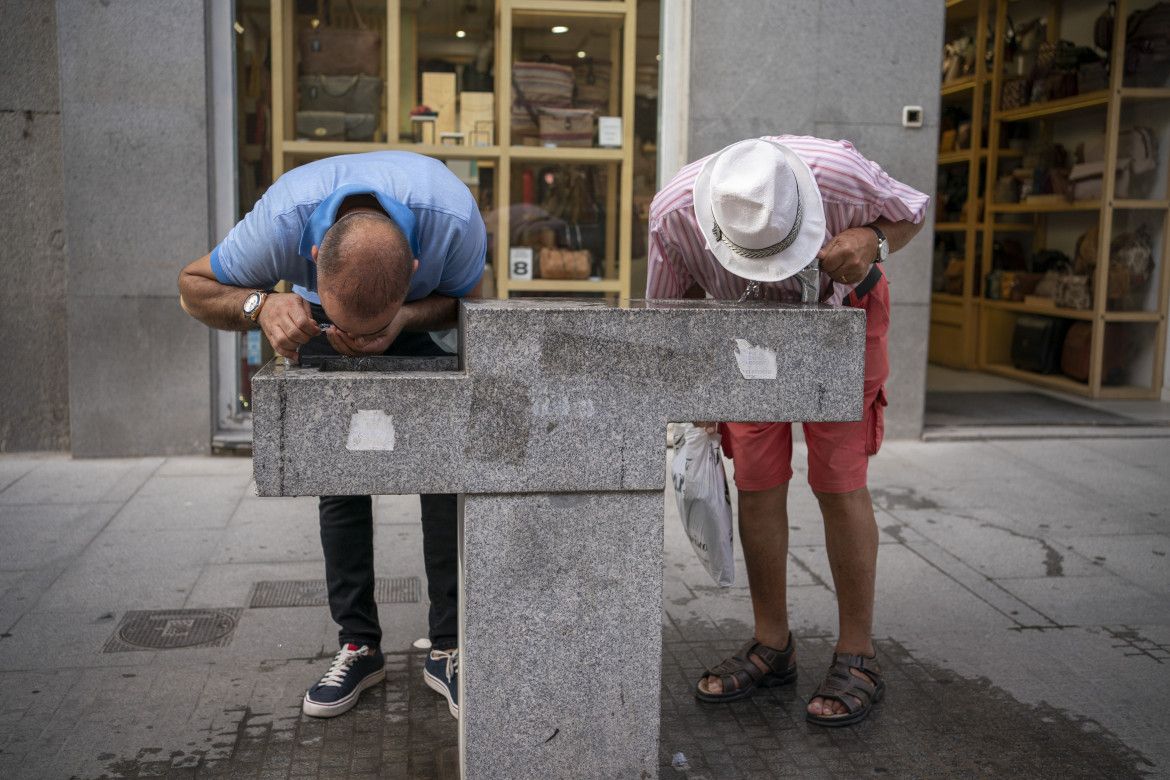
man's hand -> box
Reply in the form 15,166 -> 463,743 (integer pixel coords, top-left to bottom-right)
322,310 -> 407,357
257,293 -> 321,360
816,227 -> 878,287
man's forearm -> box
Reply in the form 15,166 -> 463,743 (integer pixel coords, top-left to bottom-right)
398,293 -> 461,332
873,217 -> 923,255
179,273 -> 257,331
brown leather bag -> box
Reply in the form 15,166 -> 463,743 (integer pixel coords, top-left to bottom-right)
299,0 -> 381,77
538,247 -> 591,280
1061,322 -> 1128,383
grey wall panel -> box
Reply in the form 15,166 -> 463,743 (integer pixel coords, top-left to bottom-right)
57,0 -> 213,455
0,2 -> 69,452
56,0 -> 212,299
67,296 -> 210,458
814,0 -> 944,127
689,0 -> 819,160
687,0 -> 943,439
0,2 -> 60,113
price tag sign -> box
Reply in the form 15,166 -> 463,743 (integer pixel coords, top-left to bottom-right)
509,247 -> 534,280
598,116 -> 622,148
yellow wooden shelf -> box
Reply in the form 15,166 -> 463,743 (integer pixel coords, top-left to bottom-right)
504,278 -> 625,293
1099,310 -> 1165,323
941,76 -> 978,97
938,149 -> 976,165
1114,199 -> 1170,211
989,199 -> 1102,213
978,299 -> 1094,320
995,90 -> 1111,122
981,363 -> 1159,399
979,363 -> 1097,395
986,221 -> 1038,231
509,146 -> 626,163
1120,86 -> 1170,103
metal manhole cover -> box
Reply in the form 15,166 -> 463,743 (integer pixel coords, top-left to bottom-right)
101,608 -> 242,653
248,577 -> 420,608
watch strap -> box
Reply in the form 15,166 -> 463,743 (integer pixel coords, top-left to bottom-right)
862,224 -> 887,263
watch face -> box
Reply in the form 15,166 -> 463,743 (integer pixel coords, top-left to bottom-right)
243,293 -> 261,314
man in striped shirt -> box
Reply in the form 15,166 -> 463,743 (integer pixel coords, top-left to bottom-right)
648,136 -> 928,726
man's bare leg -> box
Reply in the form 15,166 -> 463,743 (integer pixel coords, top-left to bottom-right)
701,482 -> 792,694
807,486 -> 879,717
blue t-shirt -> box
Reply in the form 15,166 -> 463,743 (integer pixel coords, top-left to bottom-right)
210,151 -> 486,304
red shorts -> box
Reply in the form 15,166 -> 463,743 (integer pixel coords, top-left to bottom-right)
720,273 -> 890,495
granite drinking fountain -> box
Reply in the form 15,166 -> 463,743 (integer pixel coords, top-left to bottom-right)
252,296 -> 866,779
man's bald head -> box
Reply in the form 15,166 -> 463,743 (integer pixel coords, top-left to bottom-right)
316,211 -> 414,330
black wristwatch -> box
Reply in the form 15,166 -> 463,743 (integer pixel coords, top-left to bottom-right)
864,224 -> 889,263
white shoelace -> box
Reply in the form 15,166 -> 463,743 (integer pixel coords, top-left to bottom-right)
316,645 -> 370,688
433,647 -> 459,683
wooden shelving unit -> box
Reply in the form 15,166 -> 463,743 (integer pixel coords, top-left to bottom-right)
932,0 -> 1170,398
267,0 -> 640,301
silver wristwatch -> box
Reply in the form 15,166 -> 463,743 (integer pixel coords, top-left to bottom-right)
864,224 -> 889,263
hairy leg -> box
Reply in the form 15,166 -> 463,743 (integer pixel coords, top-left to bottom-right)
702,482 -> 792,694
807,486 -> 878,717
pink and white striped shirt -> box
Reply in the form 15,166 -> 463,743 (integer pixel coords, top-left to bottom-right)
647,135 -> 929,305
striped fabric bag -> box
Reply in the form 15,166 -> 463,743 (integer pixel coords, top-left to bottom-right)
511,61 -> 574,138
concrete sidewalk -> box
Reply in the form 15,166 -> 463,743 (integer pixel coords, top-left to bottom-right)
0,433 -> 1167,778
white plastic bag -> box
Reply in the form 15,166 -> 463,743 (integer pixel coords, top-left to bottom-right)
670,423 -> 735,587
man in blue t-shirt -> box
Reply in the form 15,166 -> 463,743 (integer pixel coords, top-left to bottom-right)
179,151 -> 485,720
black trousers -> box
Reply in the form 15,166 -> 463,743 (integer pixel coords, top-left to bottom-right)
305,306 -> 459,651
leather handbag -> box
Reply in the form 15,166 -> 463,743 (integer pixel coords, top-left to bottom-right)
1125,2 -> 1170,75
1062,321 -> 1128,383
943,258 -> 965,295
1096,2 -> 1116,51
1001,77 -> 1031,110
538,247 -> 591,279
1055,274 -> 1092,309
1011,315 -> 1071,374
572,58 -> 611,112
1070,126 -> 1157,199
1077,60 -> 1110,93
537,106 -> 596,147
296,111 -> 344,141
295,111 -> 376,142
299,75 -> 382,115
299,0 -> 381,77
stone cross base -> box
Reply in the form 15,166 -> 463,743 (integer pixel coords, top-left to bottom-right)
460,492 -> 662,778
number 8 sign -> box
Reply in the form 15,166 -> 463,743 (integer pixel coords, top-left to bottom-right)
509,247 -> 534,281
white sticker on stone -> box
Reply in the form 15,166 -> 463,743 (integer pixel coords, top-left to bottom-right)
346,410 -> 396,451
733,339 -> 778,380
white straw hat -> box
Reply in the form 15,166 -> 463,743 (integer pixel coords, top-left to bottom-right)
693,138 -> 826,282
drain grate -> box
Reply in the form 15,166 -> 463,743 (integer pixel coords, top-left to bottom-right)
248,577 -> 420,608
102,608 -> 243,653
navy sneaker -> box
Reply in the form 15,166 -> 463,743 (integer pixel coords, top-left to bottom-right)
423,647 -> 459,718
302,644 -> 385,718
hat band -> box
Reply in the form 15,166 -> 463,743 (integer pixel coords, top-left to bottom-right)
710,173 -> 804,260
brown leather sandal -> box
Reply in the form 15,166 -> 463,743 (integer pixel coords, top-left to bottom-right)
695,634 -> 797,703
806,651 -> 885,727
